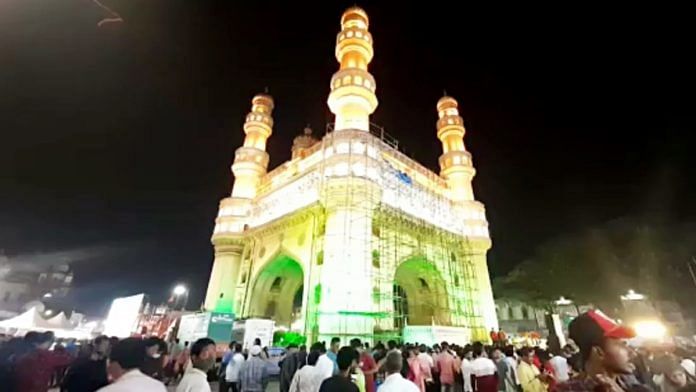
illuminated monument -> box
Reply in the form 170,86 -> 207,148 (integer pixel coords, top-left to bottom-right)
204,7 -> 497,343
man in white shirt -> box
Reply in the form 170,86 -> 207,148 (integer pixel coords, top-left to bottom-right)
379,351 -> 420,392
289,350 -> 324,392
461,347 -> 474,392
548,346 -> 571,383
177,337 -> 216,392
470,343 -> 497,392
226,343 -> 245,392
98,338 -> 167,392
416,344 -> 434,383
315,344 -> 336,380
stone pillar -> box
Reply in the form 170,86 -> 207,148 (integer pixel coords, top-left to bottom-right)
470,240 -> 498,333
318,176 -> 381,342
204,240 -> 244,312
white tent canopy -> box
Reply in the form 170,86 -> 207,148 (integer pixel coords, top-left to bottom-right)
0,307 -> 53,330
46,312 -> 74,329
0,307 -> 94,339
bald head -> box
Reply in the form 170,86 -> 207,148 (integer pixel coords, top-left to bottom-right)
385,351 -> 403,374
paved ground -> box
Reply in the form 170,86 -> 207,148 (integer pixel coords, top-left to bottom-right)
167,380 -> 280,391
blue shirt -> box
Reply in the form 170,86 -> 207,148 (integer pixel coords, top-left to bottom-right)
327,351 -> 338,374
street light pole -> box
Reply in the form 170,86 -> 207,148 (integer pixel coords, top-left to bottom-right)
172,284 -> 188,311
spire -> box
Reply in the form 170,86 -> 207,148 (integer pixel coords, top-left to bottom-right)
292,124 -> 318,160
436,95 -> 476,202
230,93 -> 274,199
327,6 -> 378,132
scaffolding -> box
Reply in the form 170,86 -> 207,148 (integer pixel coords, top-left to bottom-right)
300,122 -> 488,343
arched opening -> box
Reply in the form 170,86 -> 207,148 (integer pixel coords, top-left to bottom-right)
394,258 -> 450,326
247,255 -> 304,328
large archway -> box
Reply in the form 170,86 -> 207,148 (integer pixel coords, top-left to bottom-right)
394,258 -> 450,326
247,255 -> 304,328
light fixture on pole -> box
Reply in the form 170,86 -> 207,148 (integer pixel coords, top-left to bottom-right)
173,285 -> 187,296
172,284 -> 189,310
620,289 -> 645,301
554,296 -> 573,306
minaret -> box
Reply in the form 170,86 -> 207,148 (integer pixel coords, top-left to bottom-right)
204,93 -> 274,311
231,93 -> 274,199
436,95 -> 476,202
291,126 -> 318,160
327,7 -> 378,132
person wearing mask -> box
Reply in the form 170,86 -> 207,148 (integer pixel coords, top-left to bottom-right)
436,342 -> 459,392
556,310 -> 644,392
225,343 -> 245,392
280,344 -> 301,392
319,346 -> 359,392
471,342 -> 497,392
97,338 -> 167,392
15,331 -> 73,392
177,338 -> 216,392
289,350 -> 324,392
239,345 -> 269,392
62,335 -> 111,392
380,351 -> 421,392
142,337 -> 166,381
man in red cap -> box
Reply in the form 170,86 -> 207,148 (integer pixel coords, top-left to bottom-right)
557,310 -> 649,392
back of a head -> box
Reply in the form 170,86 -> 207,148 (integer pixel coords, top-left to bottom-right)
34,331 -> 54,347
24,331 -> 40,344
569,314 -> 605,366
110,338 -> 146,370
234,343 -> 243,353
385,351 -> 403,374
94,335 -> 109,346
191,338 -> 216,357
387,340 -> 397,350
337,346 -> 358,371
144,337 -> 161,349
419,344 -> 427,353
310,342 -> 326,354
307,350 -> 321,366
350,338 -> 362,349
472,342 -> 484,358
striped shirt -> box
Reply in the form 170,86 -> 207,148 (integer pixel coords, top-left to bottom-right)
239,356 -> 268,392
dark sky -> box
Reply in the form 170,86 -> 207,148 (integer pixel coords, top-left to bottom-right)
1,1 -> 694,315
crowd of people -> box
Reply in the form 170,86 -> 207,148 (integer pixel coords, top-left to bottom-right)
0,310 -> 694,392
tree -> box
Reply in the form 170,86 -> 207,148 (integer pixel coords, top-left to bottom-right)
494,219 -> 696,317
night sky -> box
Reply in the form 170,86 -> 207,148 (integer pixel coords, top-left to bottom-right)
2,1 -> 694,315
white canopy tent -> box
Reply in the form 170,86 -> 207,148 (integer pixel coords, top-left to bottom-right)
0,307 -> 94,339
0,307 -> 53,330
